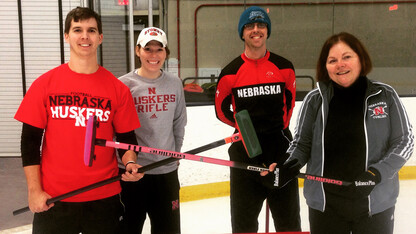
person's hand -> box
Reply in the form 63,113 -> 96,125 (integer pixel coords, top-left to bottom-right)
28,189 -> 54,213
276,159 -> 301,188
352,169 -> 381,197
121,163 -> 144,182
260,163 -> 277,176
260,163 -> 279,189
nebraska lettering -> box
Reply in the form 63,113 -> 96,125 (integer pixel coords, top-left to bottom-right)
237,85 -> 281,98
49,95 -> 111,110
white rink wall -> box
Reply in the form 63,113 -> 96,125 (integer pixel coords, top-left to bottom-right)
179,105 -> 233,187
179,97 -> 416,187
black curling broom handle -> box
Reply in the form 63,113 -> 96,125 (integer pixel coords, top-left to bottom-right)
14,163 -> 150,216
13,139 -> 227,216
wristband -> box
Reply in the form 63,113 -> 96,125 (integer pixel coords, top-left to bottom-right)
125,161 -> 136,167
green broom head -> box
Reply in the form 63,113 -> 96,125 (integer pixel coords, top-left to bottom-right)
235,110 -> 262,158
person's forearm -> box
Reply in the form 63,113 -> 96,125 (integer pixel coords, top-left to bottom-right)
23,165 -> 54,212
23,165 -> 43,194
121,150 -> 137,166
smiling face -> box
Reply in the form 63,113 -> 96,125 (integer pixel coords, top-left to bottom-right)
64,18 -> 103,60
242,22 -> 268,51
136,40 -> 167,79
326,42 -> 362,88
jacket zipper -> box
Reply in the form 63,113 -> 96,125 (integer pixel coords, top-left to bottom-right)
317,83 -> 327,211
364,89 -> 382,215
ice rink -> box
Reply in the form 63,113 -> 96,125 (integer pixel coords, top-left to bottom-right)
2,105 -> 416,233
2,179 -> 415,234
158,180 -> 416,234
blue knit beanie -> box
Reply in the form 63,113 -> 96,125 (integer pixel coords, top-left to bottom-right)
238,6 -> 271,40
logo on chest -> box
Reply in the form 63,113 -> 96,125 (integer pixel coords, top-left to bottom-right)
265,71 -> 274,79
133,87 -> 176,116
236,84 -> 282,98
368,102 -> 388,119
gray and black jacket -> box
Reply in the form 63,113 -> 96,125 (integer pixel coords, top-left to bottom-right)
287,77 -> 414,215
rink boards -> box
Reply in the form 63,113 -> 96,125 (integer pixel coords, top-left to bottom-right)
179,97 -> 416,191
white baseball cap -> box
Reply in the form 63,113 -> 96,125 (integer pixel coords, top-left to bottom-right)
136,27 -> 167,47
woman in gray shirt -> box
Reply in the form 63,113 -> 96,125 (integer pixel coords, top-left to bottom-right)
118,27 -> 187,234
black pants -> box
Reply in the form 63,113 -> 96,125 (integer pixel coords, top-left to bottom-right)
32,195 -> 123,234
309,206 -> 395,234
229,130 -> 301,233
119,169 -> 181,234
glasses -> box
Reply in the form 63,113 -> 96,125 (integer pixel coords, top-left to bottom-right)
244,22 -> 267,30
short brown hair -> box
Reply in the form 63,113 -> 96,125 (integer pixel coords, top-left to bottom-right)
64,7 -> 102,34
316,32 -> 372,82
